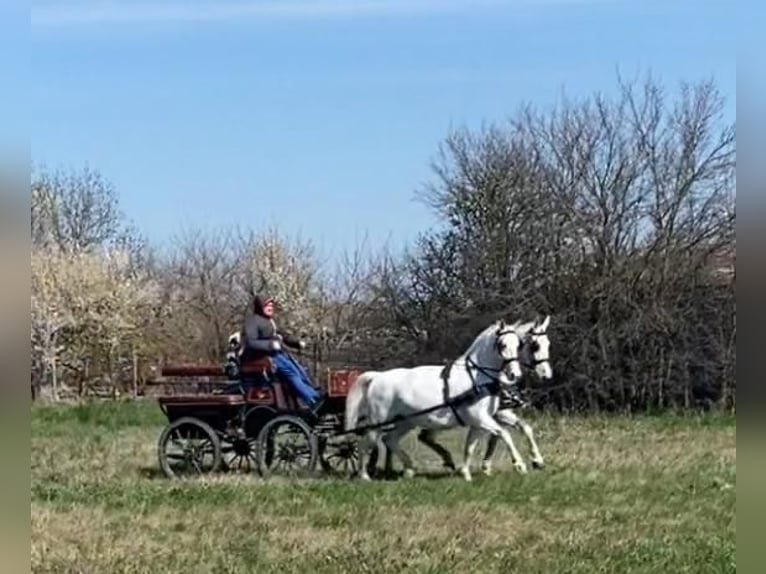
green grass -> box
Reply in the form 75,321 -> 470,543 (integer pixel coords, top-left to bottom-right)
31,401 -> 736,574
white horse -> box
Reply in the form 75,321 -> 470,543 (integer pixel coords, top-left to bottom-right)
431,315 -> 552,475
373,315 -> 553,477
344,318 -> 539,482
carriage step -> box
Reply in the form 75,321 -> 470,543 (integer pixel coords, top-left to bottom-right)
158,394 -> 247,407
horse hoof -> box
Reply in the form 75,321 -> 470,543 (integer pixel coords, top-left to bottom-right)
403,468 -> 415,479
460,468 -> 472,482
532,460 -> 545,470
515,463 -> 528,475
481,465 -> 493,476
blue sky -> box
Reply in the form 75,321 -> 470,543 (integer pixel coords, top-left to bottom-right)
25,0 -> 736,259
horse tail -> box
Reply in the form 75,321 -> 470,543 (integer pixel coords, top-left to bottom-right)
345,371 -> 375,433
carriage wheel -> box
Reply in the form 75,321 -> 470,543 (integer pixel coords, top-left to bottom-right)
221,435 -> 259,474
158,417 -> 222,479
220,406 -> 275,474
319,436 -> 360,478
256,415 -> 318,478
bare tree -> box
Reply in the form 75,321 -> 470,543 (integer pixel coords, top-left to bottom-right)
378,73 -> 735,412
156,227 -> 242,362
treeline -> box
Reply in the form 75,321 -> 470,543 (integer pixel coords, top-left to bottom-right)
31,74 -> 736,412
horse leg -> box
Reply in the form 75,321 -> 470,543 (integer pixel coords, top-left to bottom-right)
367,431 -> 396,479
418,429 -> 457,472
366,442 -> 380,478
481,409 -> 519,475
476,414 -> 528,475
381,424 -> 417,478
384,445 -> 396,479
459,426 -> 486,482
515,415 -> 544,469
357,431 -> 380,481
368,437 -> 397,478
481,434 -> 502,476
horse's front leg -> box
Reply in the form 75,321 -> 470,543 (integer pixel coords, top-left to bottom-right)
478,415 -> 528,475
515,415 -> 544,469
481,409 -> 519,475
481,434 -> 502,476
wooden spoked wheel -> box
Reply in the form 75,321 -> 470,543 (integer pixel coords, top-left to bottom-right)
221,434 -> 259,474
319,436 -> 360,478
158,417 -> 222,479
256,415 -> 318,478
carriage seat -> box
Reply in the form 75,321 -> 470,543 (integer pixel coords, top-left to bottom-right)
239,356 -> 275,376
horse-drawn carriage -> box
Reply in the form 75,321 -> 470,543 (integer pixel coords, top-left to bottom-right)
152,315 -> 553,481
154,354 -> 364,479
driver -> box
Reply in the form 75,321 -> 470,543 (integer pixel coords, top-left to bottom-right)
240,294 -> 324,412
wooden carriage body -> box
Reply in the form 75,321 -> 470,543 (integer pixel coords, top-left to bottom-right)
150,354 -> 365,479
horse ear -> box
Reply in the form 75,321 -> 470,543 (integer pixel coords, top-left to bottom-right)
538,315 -> 550,331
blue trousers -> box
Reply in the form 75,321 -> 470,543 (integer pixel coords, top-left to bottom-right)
272,352 -> 321,406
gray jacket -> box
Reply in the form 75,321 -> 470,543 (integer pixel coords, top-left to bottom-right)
241,312 -> 302,359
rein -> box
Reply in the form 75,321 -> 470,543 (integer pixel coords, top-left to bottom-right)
439,326 -> 524,425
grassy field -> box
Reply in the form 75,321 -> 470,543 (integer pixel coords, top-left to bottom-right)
31,400 -> 735,574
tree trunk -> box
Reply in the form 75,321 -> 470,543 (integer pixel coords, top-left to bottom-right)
51,354 -> 59,402
108,348 -> 116,400
132,351 -> 139,397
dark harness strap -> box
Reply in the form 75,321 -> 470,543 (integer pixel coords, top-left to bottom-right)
441,356 -> 507,427
440,361 -> 467,426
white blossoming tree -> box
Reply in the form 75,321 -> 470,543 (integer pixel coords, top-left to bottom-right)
236,227 -> 327,338
31,245 -> 160,399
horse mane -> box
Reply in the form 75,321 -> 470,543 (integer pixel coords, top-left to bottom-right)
458,319 -> 520,360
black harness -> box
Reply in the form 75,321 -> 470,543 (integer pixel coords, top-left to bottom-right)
341,325 -> 551,437
501,328 -> 551,408
440,326 -> 522,426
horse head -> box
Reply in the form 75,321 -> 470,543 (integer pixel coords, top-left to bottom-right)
485,319 -> 525,384
524,314 -> 552,381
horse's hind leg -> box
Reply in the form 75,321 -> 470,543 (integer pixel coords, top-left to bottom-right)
383,444 -> 396,479
418,429 -> 457,471
357,431 -> 380,481
370,438 -> 396,479
481,434 -> 502,476
366,442 -> 382,478
459,426 -> 486,482
381,424 -> 416,478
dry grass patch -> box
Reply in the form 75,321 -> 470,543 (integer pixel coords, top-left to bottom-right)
31,404 -> 736,574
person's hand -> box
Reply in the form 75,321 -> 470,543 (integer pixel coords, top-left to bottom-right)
298,340 -> 306,350
270,340 -> 282,352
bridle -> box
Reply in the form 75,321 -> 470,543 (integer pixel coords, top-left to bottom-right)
462,326 -> 524,389
441,323 -> 549,424
502,327 -> 552,408
521,328 -> 550,369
